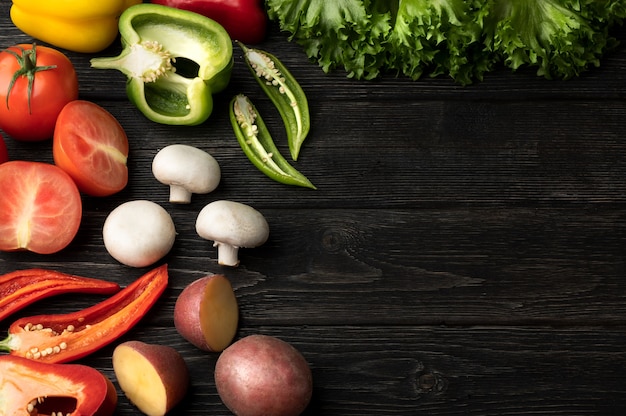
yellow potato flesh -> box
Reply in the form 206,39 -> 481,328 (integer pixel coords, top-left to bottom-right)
201,275 -> 239,352
113,345 -> 167,416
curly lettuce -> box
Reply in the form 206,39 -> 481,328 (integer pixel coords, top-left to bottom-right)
387,0 -> 491,84
266,0 -> 391,80
266,0 -> 626,83
482,0 -> 623,79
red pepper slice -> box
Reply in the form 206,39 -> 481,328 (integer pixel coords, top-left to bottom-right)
0,264 -> 168,364
0,268 -> 121,322
0,355 -> 117,416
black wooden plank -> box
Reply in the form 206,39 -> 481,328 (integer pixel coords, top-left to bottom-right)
5,97 -> 626,209
79,326 -> 626,416
2,206 -> 624,326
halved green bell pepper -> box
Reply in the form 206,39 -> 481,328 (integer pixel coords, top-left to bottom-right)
90,3 -> 233,126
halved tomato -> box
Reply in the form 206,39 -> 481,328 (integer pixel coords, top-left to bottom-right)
53,100 -> 129,197
0,161 -> 82,254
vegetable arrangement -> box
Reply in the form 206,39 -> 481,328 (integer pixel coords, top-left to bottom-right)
0,2 -> 315,415
0,96 -> 130,254
266,0 -> 626,83
3,0 -> 625,414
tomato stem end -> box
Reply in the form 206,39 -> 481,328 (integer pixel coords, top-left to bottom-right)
3,43 -> 57,114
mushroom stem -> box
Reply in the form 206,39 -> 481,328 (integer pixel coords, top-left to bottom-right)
196,200 -> 269,268
152,144 -> 221,205
169,184 -> 193,204
215,242 -> 240,267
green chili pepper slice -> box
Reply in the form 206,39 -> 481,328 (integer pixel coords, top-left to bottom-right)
238,42 -> 310,161
230,94 -> 316,190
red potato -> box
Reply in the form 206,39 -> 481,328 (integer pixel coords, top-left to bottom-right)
215,334 -> 313,416
113,341 -> 189,416
174,275 -> 239,352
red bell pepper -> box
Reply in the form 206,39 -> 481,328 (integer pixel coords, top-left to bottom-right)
0,269 -> 121,322
150,0 -> 268,44
0,264 -> 168,364
0,355 -> 117,416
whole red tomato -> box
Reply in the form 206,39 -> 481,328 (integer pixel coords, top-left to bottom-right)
0,44 -> 78,141
0,134 -> 7,163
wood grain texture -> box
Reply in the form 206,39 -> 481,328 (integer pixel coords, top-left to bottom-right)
1,3 -> 626,415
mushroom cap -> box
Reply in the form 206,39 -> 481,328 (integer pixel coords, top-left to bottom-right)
195,200 -> 269,248
103,200 -> 176,268
152,144 -> 221,194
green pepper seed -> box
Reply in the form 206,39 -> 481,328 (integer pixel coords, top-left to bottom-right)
230,94 -> 316,190
238,42 -> 310,161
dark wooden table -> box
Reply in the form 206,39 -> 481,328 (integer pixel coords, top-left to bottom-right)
2,4 -> 626,415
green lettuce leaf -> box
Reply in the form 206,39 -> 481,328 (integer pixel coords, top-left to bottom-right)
387,0 -> 492,84
482,0 -> 620,79
266,0 -> 626,83
267,0 -> 391,79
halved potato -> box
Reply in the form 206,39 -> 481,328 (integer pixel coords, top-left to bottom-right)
113,341 -> 189,416
174,275 -> 239,352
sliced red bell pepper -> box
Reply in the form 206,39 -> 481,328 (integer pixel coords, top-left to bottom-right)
0,268 -> 121,322
0,355 -> 117,416
151,0 -> 268,44
0,264 -> 168,364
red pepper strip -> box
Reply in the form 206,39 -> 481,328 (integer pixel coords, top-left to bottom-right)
0,355 -> 117,416
0,269 -> 121,322
0,264 -> 168,364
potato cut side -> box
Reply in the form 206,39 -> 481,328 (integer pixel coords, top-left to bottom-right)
113,344 -> 169,416
200,275 -> 239,352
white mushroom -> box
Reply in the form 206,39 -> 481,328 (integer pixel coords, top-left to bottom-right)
195,200 -> 269,267
103,200 -> 176,268
152,144 -> 221,204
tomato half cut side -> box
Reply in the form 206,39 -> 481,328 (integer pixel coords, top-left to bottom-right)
0,161 -> 82,254
53,100 -> 129,197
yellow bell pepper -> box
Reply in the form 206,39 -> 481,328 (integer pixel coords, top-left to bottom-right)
10,0 -> 142,53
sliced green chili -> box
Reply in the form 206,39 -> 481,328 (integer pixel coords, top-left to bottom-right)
230,94 -> 316,189
238,42 -> 310,161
